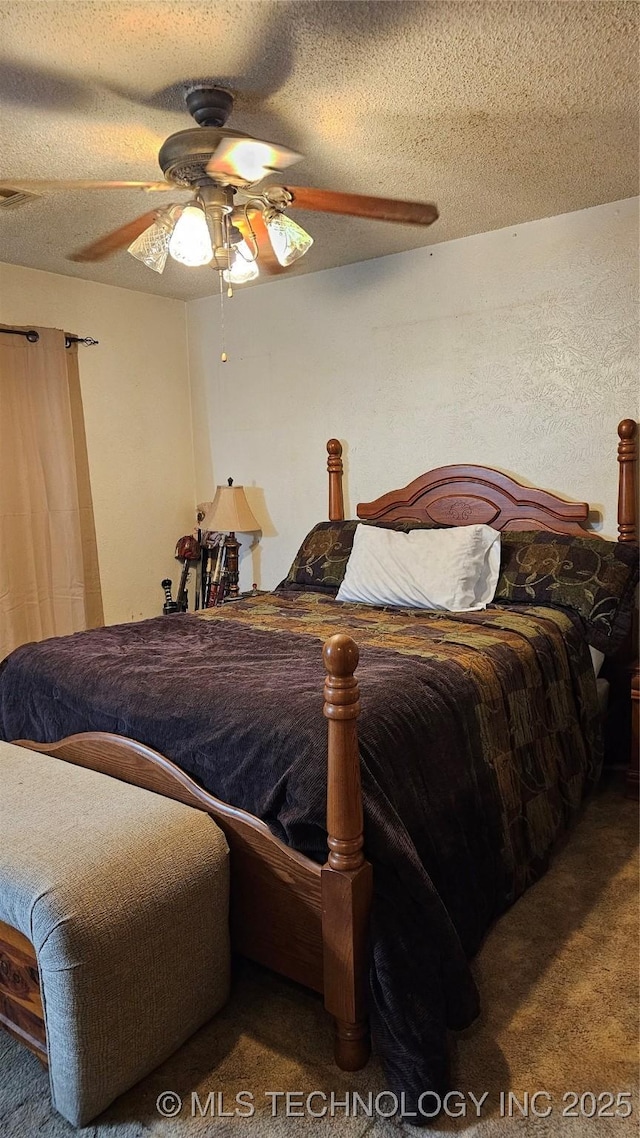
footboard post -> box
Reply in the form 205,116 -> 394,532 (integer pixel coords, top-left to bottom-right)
321,633 -> 373,1071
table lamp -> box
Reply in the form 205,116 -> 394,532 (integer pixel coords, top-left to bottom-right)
199,479 -> 260,598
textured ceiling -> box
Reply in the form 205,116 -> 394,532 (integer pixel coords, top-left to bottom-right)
0,1 -> 637,300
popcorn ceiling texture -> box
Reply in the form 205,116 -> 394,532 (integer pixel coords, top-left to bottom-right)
0,0 -> 637,300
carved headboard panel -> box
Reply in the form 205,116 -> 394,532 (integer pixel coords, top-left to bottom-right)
326,421 -> 638,541
356,463 -> 592,536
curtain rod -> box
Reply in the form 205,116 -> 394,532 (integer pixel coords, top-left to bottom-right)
0,327 -> 99,349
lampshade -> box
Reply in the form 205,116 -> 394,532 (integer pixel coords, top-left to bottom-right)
264,210 -> 313,266
169,203 -> 213,266
127,208 -> 177,273
200,481 -> 260,533
223,241 -> 259,284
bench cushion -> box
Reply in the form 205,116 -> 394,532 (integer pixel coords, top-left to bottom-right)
0,741 -> 230,1126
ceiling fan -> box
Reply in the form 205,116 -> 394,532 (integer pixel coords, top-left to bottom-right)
0,86 -> 439,283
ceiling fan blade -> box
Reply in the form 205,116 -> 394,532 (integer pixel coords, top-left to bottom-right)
68,212 -> 160,262
207,136 -> 302,184
284,187 -> 439,227
234,210 -> 287,275
0,179 -> 174,194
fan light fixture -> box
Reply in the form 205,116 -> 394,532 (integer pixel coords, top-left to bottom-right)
223,242 -> 259,284
222,226 -> 259,284
127,194 -> 314,282
264,209 -> 314,266
168,203 -> 213,266
25,83 -> 437,356
127,208 -> 177,273
40,87 -> 438,290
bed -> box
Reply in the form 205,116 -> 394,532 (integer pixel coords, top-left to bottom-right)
0,419 -> 637,1111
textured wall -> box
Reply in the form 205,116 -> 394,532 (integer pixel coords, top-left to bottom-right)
187,198 -> 639,592
0,263 -> 195,624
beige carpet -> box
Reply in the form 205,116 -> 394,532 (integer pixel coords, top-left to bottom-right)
1,778 -> 637,1137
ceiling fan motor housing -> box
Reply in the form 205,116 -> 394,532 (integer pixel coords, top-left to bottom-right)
159,87 -> 261,189
158,126 -> 252,188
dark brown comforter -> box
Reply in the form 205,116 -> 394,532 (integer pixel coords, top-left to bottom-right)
0,592 -> 602,1110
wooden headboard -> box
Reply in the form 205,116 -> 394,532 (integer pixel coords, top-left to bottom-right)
327,419 -> 638,543
327,420 -> 639,797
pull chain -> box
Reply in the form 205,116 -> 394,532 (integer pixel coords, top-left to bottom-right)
219,270 -> 228,363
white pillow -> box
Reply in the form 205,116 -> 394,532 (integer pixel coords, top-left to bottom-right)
336,524 -> 502,611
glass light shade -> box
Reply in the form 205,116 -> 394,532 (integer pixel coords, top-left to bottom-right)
128,216 -> 174,273
265,212 -> 313,266
223,240 -> 259,284
168,204 -> 213,267
209,137 -> 301,184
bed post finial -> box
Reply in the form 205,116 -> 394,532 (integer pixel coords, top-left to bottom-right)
321,633 -> 372,1072
617,419 -> 638,543
327,439 -> 345,521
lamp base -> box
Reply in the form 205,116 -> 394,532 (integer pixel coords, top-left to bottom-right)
224,532 -> 240,597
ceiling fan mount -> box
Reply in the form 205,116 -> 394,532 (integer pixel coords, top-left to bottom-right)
184,86 -> 234,128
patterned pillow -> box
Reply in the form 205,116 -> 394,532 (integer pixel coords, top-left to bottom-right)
493,531 -> 639,654
277,521 -> 360,594
277,519 -> 441,595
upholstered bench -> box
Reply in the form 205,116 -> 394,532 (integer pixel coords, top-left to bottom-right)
0,740 -> 230,1127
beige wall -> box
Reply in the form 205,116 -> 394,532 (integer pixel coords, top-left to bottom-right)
187,198 -> 639,592
2,197 -> 637,619
0,262 -> 195,624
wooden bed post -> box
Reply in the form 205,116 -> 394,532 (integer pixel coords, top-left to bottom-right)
321,633 -> 372,1071
617,420 -> 639,799
617,419 -> 638,543
327,439 -> 345,521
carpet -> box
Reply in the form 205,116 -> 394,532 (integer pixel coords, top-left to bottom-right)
1,778 -> 637,1137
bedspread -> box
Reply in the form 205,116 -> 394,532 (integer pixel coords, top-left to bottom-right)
0,592 -> 601,1108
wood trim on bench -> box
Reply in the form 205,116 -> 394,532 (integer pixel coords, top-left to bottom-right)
0,920 -> 47,1064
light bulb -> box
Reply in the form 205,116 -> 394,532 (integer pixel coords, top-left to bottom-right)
233,237 -> 254,261
128,210 -> 176,273
264,211 -> 313,266
223,240 -> 259,284
168,204 -> 213,267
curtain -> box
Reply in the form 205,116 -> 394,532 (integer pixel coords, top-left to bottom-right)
0,325 -> 104,660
